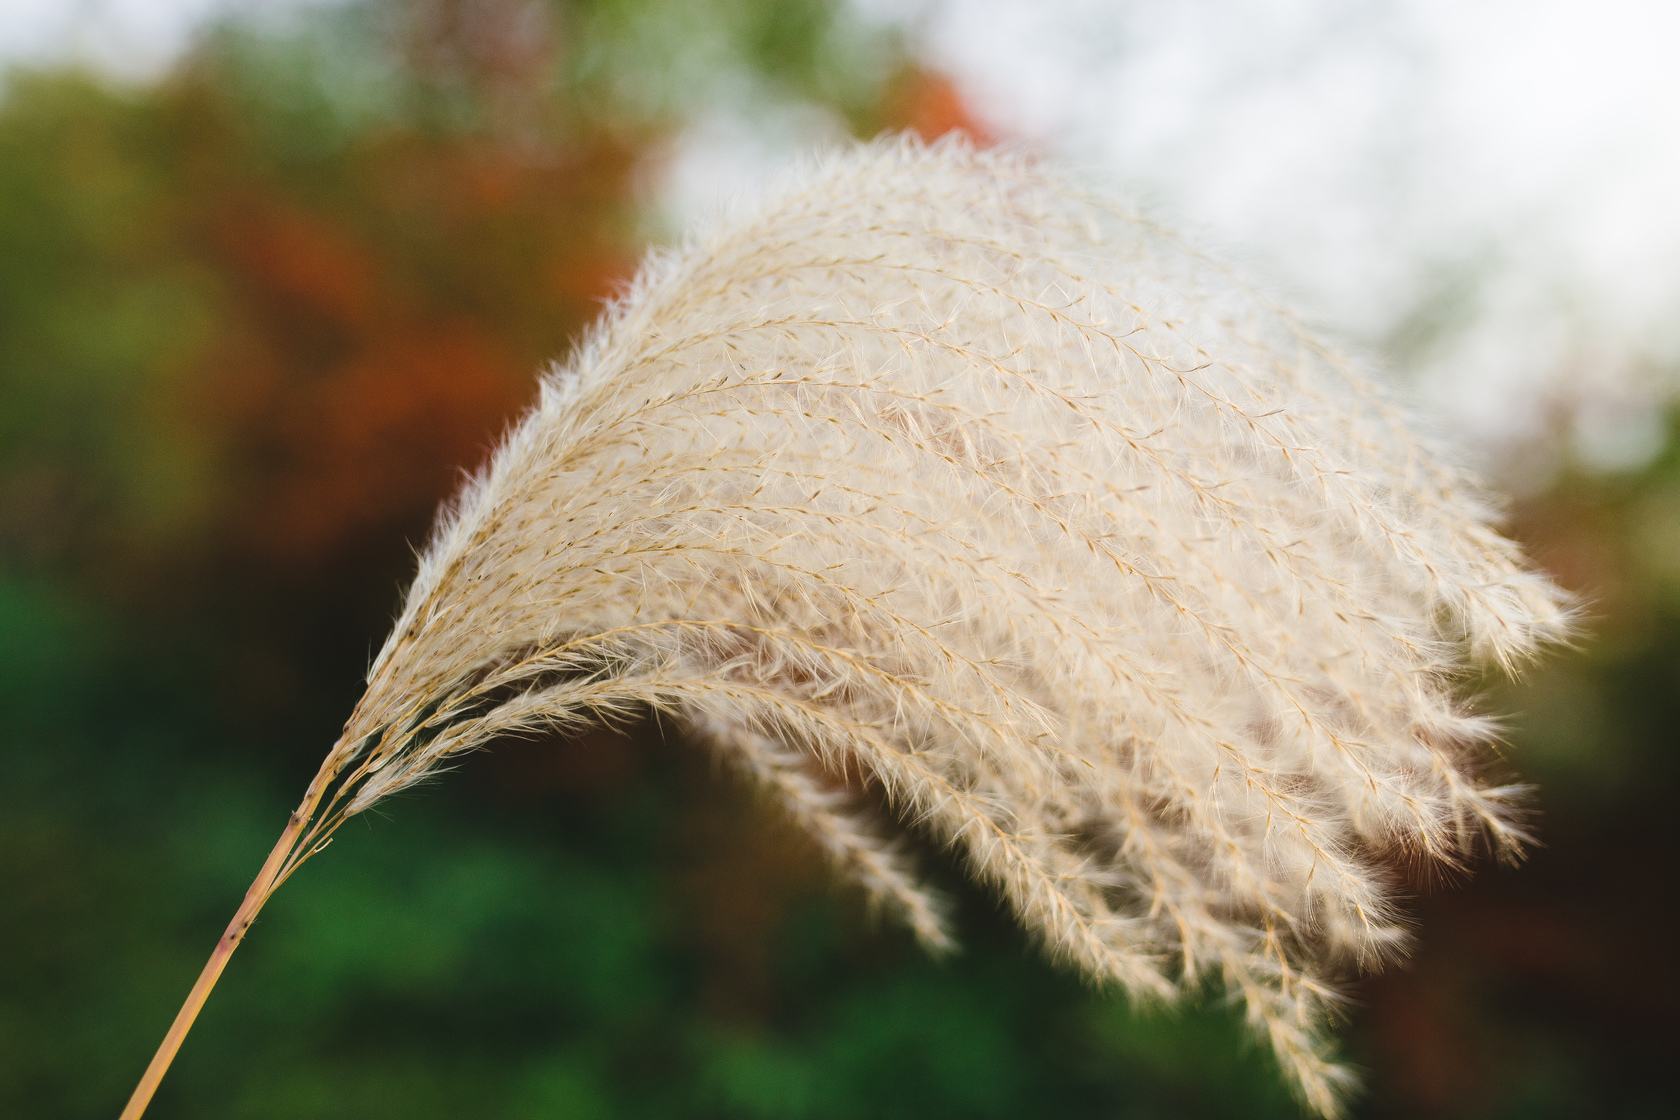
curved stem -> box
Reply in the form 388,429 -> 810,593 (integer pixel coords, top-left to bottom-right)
120,762 -> 334,1120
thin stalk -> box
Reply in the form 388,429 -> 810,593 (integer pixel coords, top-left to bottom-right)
119,762 -> 334,1120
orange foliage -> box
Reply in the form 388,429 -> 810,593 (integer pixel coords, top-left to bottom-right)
186,132 -> 639,565
888,68 -> 995,145
126,45 -> 988,574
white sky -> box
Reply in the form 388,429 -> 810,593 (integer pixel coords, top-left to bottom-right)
871,0 -> 1680,480
6,0 -> 1677,480
0,0 -> 245,77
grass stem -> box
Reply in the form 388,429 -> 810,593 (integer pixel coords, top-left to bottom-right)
119,776 -> 327,1120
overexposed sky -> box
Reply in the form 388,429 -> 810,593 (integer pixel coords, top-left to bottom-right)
1,0 -> 239,77
668,0 -> 1680,480
887,0 -> 1680,478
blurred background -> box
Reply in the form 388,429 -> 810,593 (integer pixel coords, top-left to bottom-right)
3,2 -> 1676,1117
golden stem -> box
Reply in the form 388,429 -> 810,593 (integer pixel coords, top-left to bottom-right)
119,760 -> 335,1120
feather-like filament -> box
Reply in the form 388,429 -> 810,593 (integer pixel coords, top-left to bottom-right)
121,136 -> 1567,1119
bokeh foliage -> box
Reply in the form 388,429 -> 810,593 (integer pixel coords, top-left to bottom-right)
0,2 -> 1671,1117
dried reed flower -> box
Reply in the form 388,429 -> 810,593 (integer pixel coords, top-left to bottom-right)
122,136 -> 1569,1118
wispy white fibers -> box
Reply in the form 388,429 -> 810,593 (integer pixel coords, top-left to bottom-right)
158,136 -> 1572,1117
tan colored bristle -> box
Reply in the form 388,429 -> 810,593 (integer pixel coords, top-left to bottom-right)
123,135 -> 1571,1120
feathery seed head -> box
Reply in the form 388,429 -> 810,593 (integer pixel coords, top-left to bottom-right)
214,136 -> 1575,1116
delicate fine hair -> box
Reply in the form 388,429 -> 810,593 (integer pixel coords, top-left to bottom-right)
121,135 -> 1570,1119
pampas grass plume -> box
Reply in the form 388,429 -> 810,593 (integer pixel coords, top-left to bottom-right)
121,136 -> 1569,1118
